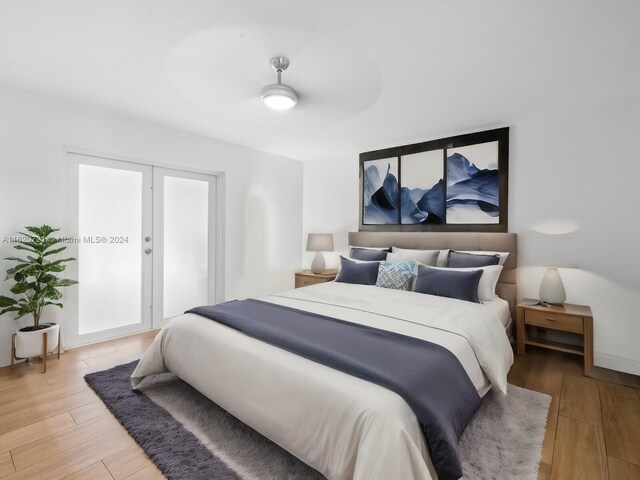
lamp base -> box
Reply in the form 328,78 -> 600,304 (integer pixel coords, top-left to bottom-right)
310,251 -> 326,274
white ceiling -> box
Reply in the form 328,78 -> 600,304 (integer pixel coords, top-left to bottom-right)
1,0 -> 638,160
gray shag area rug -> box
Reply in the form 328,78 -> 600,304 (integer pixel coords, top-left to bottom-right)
85,361 -> 550,480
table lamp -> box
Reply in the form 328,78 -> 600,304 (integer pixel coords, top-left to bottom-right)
306,233 -> 334,274
539,267 -> 566,305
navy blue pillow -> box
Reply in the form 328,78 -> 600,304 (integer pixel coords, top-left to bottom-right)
413,265 -> 482,303
448,251 -> 500,268
350,247 -> 389,261
335,256 -> 380,285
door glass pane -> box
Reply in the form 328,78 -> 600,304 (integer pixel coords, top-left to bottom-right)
163,176 -> 209,318
78,165 -> 143,334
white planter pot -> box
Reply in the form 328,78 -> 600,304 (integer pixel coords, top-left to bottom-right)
15,323 -> 59,359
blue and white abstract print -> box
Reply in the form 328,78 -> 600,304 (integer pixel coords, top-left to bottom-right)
400,150 -> 445,224
446,141 -> 499,224
363,140 -> 500,225
363,158 -> 399,224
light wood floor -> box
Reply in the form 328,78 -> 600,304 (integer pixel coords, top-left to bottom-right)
1,332 -> 639,480
508,347 -> 640,480
0,330 -> 166,480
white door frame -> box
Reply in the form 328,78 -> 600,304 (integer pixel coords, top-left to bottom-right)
66,153 -> 153,347
64,147 -> 225,349
152,167 -> 218,328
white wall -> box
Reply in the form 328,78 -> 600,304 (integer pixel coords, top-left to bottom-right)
0,84 -> 302,367
303,103 -> 640,375
303,155 -> 358,270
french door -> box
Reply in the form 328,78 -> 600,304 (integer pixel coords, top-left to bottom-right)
66,153 -> 217,347
152,168 -> 217,327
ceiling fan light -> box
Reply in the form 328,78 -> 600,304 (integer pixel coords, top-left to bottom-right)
261,84 -> 298,110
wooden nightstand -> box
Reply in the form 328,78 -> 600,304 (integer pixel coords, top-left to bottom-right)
516,299 -> 593,375
295,269 -> 338,288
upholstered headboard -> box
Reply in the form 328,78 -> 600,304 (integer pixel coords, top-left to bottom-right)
348,232 -> 518,317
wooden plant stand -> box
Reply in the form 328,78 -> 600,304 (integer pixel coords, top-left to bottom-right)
11,329 -> 61,373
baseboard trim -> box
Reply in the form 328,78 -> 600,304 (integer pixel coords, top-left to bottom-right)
595,352 -> 640,376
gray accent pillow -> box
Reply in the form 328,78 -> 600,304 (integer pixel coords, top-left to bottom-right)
391,247 -> 450,267
386,249 -> 439,266
335,256 -> 380,285
350,247 -> 389,261
413,265 -> 482,303
456,250 -> 509,266
448,251 -> 500,268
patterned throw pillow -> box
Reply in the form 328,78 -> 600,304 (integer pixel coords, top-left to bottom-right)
375,261 -> 415,291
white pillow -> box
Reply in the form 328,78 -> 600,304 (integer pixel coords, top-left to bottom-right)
391,247 -> 450,267
348,245 -> 390,251
454,250 -> 510,266
339,256 -> 380,264
420,264 -> 503,301
387,249 -> 439,266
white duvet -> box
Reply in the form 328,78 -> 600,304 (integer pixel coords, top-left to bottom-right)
132,282 -> 514,480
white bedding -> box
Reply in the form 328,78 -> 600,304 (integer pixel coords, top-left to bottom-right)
132,282 -> 514,480
482,296 -> 512,329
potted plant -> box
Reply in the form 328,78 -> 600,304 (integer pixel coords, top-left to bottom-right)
0,225 -> 78,360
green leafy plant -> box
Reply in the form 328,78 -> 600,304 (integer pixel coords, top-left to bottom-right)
0,225 -> 78,331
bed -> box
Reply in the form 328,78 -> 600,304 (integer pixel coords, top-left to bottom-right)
131,232 -> 517,480
348,231 -> 518,340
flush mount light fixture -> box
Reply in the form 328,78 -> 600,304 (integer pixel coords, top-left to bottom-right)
261,57 -> 298,110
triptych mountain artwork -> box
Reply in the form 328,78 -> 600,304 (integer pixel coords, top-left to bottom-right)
363,140 -> 500,225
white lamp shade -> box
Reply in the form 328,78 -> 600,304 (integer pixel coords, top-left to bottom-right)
306,233 -> 334,252
539,267 -> 566,304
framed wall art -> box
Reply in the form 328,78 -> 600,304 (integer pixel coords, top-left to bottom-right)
359,127 -> 509,232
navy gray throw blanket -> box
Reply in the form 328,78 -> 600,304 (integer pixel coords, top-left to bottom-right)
187,299 -> 481,480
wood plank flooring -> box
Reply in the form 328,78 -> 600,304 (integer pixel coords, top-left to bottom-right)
0,332 -> 638,480
508,347 -> 640,480
0,330 -> 164,480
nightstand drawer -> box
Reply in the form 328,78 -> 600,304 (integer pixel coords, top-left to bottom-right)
525,310 -> 584,334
